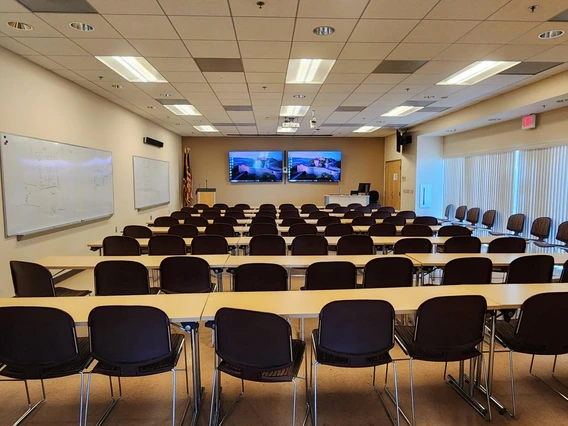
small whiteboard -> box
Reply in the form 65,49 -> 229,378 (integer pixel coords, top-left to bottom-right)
133,156 -> 170,210
1,132 -> 114,237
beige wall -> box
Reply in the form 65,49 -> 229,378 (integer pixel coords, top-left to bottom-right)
384,134 -> 416,211
182,137 -> 384,206
0,47 -> 182,297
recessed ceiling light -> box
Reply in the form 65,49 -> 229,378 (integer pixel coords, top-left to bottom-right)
381,106 -> 424,117
313,26 -> 335,36
110,84 -> 123,89
69,22 -> 94,32
437,61 -> 520,85
163,104 -> 202,116
6,21 -> 33,31
175,123 -> 182,126
147,106 -> 157,109
95,56 -> 167,83
293,94 -> 306,98
286,59 -> 336,84
280,105 -> 310,117
277,126 -> 298,133
161,93 -> 172,97
353,125 -> 381,133
538,30 -> 565,40
193,125 -> 218,133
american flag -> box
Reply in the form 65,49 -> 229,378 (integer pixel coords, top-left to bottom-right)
183,148 -> 192,206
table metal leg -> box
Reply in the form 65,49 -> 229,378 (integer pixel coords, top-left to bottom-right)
189,325 -> 204,426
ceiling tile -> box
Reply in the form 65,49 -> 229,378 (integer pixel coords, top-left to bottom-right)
246,72 -> 286,83
229,0 -> 298,17
233,17 -> 295,41
341,93 -> 382,106
250,92 -> 283,101
510,22 -> 568,45
87,0 -> 163,14
72,38 -> 140,55
389,84 -> 430,94
136,83 -> 181,98
249,83 -> 284,92
49,69 -> 86,82
37,13 -> 121,38
146,57 -> 199,72
526,45 -> 568,62
312,92 -> 350,103
94,81 -> 140,91
363,0 -> 440,19
129,39 -> 189,57
434,44 -> 499,60
339,43 -> 397,60
23,55 -> 65,69
458,21 -> 540,44
103,15 -> 178,39
290,41 -> 344,59
182,92 -> 220,103
161,71 -> 206,83
350,19 -> 419,43
331,60 -> 380,73
405,20 -> 480,44
414,60 -> 472,74
195,58 -> 244,72
373,60 -> 427,73
297,0 -> 369,17
15,37 -> 88,55
0,36 -> 38,54
500,61 -> 562,74
0,0 -> 29,12
170,16 -> 236,40
319,83 -> 359,93
364,73 -> 409,84
238,41 -> 291,59
210,83 -> 248,93
203,72 -> 246,83
483,44 -> 557,61
48,55 -> 108,70
294,18 -> 357,43
226,110 -> 255,122
242,58 -> 288,72
157,0 -> 230,15
73,69 -> 127,82
488,0 -> 568,21
386,43 -> 450,60
426,0 -> 510,20
353,84 -> 393,94
325,73 -> 368,84
0,13 -> 63,37
283,83 -> 321,93
217,93 -> 251,101
173,82 -> 213,92
184,40 -> 240,58
401,73 -> 447,85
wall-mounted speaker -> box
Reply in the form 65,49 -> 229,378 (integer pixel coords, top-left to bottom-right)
144,137 -> 164,148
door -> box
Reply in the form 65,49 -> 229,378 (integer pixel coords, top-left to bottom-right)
385,160 -> 401,210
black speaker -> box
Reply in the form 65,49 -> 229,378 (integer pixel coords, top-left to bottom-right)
144,137 -> 164,148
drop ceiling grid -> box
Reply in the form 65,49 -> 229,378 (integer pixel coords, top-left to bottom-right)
0,0 -> 565,135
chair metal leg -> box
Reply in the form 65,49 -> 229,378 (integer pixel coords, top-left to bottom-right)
292,378 -> 298,426
382,362 -> 410,426
91,376 -> 123,426
217,379 -> 244,426
171,368 -> 177,426
508,351 -> 517,418
529,355 -> 568,403
313,361 -> 319,426
12,380 -> 47,426
208,368 -> 219,426
79,372 -> 85,426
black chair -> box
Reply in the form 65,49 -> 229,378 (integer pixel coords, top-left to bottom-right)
184,217 -> 209,227
234,203 -> 251,210
148,235 -> 187,255
369,190 -> 379,203
311,300 -> 399,426
304,262 -> 357,290
395,296 -> 490,424
281,217 -> 306,227
332,206 -> 349,213
324,223 -> 353,237
401,224 -> 433,236
347,203 -> 362,210
213,203 -> 229,210
352,216 -> 376,226
316,216 -> 340,226
368,202 -> 381,210
191,235 -> 228,254
10,260 -> 91,297
251,215 -> 276,225
383,216 -> 406,227
561,261 -> 568,283
454,205 -> 467,222
393,238 -> 432,254
249,223 -> 278,236
233,264 -> 288,292
291,235 -> 328,255
249,235 -> 287,255
487,237 -> 526,253
94,260 -> 150,295
154,216 -> 179,227
214,216 -> 238,226
208,308 -> 305,426
494,292 -> 568,417
464,207 -> 480,226
506,255 -> 554,283
85,306 -> 190,425
309,211 -> 329,219
206,223 -> 235,237
344,211 -> 364,219
477,209 -> 496,231
369,223 -> 397,236
355,205 -> 372,213
256,210 -> 277,218
160,256 -> 212,293
259,203 -> 276,212
337,235 -> 374,255
279,203 -> 296,210
413,216 -> 438,226
201,210 -> 221,220
171,211 -> 191,220
443,236 -> 482,253
181,206 -> 198,214
535,221 -> 568,251
225,209 -> 245,219
441,258 -> 493,285
527,217 -> 552,242
0,307 -> 92,425
490,213 -> 526,237
363,257 -> 414,288
440,204 -> 453,221
280,210 -> 300,219
438,226 -> 472,237
289,223 -> 318,236
378,207 -> 395,214
194,203 -> 209,210
372,211 -> 392,219
397,210 -> 416,220
301,204 -> 318,214
102,236 -> 141,256
168,224 -> 199,238
325,203 -> 340,209
123,225 -> 152,238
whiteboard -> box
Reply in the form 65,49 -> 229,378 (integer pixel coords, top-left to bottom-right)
0,132 -> 114,237
133,156 -> 170,210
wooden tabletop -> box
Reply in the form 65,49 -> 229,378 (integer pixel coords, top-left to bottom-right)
147,219 -> 250,225
151,226 -> 249,235
460,283 -> 568,309
88,237 -> 241,249
223,254 -> 420,268
406,252 -> 568,267
37,254 -> 231,269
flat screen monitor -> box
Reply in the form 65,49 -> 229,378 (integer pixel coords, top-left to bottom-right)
228,151 -> 283,183
287,151 -> 342,182
357,182 -> 370,193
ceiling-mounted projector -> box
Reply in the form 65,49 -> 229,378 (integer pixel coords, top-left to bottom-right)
281,117 -> 300,128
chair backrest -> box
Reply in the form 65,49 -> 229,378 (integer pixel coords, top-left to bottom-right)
363,257 -> 414,288
371,210 -> 391,219
355,206 -> 372,213
256,210 -> 276,218
397,210 -> 416,220
325,203 -> 340,209
506,213 -> 526,234
301,204 -> 318,213
332,206 -> 349,213
94,260 -> 150,295
234,264 -> 288,292
441,258 -> 493,285
481,209 -> 496,228
305,261 -> 357,290
154,216 -> 179,227
401,224 -> 433,236
437,225 -> 472,237
194,203 -> 209,210
561,261 -> 568,283
205,223 -> 235,237
160,256 -> 211,293
487,237 -> 526,253
367,202 -> 381,209
316,216 -> 340,226
10,261 -> 55,297
281,217 -> 306,227
148,235 -> 186,255
123,225 -> 153,238
556,221 -> 568,244
279,203 -> 295,210
337,235 -> 374,255
191,235 -> 229,255
184,217 -> 209,227
279,210 -> 300,219
171,211 -> 191,220
506,255 -> 554,284
214,216 -> 238,226
352,216 -> 376,226
168,224 -> 199,238
181,206 -> 198,214
259,204 -> 276,212
248,223 -> 278,236
89,306 -> 173,374
379,206 -> 395,214
291,235 -> 328,255
317,300 -> 394,365
201,210 -> 221,219
344,211 -> 364,219
251,215 -> 276,225
225,209 -> 245,219
249,235 -> 287,255
393,238 -> 433,254
289,223 -> 318,236
0,307 -> 80,378
368,223 -> 397,236
213,203 -> 229,210
324,223 -> 354,236
234,203 -> 251,210
309,211 -> 329,219
369,190 -> 379,203
103,236 -> 141,256
383,216 -> 406,226
529,217 -> 552,240
465,207 -> 481,225
413,216 -> 438,226
413,296 -> 487,360
443,236 -> 482,253
454,205 -> 467,221
347,203 -> 362,210
443,204 -> 453,219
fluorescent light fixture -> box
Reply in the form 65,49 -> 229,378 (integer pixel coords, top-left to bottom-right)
353,125 -> 381,133
277,126 -> 298,133
163,105 -> 202,116
280,105 -> 310,117
193,125 -> 219,133
437,61 -> 520,86
95,56 -> 167,83
381,106 -> 424,117
286,59 -> 336,84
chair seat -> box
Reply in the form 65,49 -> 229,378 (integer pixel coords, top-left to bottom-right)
312,330 -> 392,368
55,287 -> 92,297
218,339 -> 305,383
0,337 -> 93,380
495,320 -> 568,355
395,325 -> 481,362
92,334 -> 184,377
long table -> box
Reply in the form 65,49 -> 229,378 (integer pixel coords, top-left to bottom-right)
88,238 -> 241,250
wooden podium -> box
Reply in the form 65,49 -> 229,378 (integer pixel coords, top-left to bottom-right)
196,188 -> 216,206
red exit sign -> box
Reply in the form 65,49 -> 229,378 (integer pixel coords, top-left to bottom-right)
522,114 -> 536,130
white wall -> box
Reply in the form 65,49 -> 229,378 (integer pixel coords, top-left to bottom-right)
414,136 -> 444,218
0,47 -> 182,297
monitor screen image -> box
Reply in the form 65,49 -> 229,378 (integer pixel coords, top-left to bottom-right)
287,151 -> 342,182
228,151 -> 283,183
